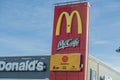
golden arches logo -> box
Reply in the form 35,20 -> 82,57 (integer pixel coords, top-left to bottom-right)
56,10 -> 82,36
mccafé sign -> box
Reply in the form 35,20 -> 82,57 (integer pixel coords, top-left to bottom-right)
55,10 -> 82,36
0,60 -> 46,71
54,10 -> 83,50
57,38 -> 80,50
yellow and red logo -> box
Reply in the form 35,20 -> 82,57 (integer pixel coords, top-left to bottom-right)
56,10 -> 82,36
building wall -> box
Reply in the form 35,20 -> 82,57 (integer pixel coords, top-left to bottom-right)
88,56 -> 99,80
99,62 -> 120,80
88,56 -> 120,80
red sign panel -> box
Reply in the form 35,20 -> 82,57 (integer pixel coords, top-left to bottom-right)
51,2 -> 90,80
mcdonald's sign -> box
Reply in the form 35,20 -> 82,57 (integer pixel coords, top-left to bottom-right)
51,2 -> 90,80
56,10 -> 82,36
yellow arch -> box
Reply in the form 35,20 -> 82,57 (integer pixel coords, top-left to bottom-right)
56,10 -> 82,36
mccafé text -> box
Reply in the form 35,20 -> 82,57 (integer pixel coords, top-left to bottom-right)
57,38 -> 80,50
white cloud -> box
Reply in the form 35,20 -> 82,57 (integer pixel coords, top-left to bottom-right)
92,40 -> 110,45
0,35 -> 51,56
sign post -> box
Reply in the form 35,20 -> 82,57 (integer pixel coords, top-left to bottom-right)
50,2 -> 90,80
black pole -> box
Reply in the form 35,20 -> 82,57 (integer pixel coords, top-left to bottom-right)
116,47 -> 120,53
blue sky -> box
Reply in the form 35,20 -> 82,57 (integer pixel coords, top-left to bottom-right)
0,0 -> 120,71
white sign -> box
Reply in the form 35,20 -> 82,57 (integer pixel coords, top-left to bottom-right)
0,60 -> 46,71
57,38 -> 80,50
